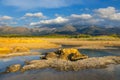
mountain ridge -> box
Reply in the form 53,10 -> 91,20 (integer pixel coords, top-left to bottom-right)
0,25 -> 120,36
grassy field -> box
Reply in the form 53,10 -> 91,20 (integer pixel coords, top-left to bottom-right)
0,36 -> 120,57
0,37 -> 60,55
42,36 -> 120,49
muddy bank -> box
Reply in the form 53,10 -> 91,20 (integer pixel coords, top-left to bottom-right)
20,56 -> 120,72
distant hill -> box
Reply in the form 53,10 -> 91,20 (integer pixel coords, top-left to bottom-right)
0,25 -> 120,36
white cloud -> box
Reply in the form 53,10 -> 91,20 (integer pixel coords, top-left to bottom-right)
95,7 -> 116,18
71,14 -> 92,19
0,16 -> 13,20
0,6 -> 119,27
109,13 -> 120,20
95,6 -> 120,20
2,0 -> 82,9
0,16 -> 15,26
27,7 -> 120,27
30,16 -> 68,26
0,21 -> 8,26
24,12 -> 46,18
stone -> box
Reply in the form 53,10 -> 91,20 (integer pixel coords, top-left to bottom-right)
44,52 -> 58,59
21,56 -> 120,72
6,64 -> 21,72
58,48 -> 88,61
44,48 -> 88,61
70,54 -> 88,61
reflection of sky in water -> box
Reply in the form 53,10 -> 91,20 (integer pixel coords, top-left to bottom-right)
1,65 -> 120,80
33,48 -> 120,57
0,49 -> 120,80
79,49 -> 120,57
0,49 -> 120,72
0,56 -> 40,72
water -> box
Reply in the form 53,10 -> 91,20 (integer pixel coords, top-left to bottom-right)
0,64 -> 120,80
31,48 -> 120,57
0,56 -> 40,73
79,49 -> 120,57
0,48 -> 120,80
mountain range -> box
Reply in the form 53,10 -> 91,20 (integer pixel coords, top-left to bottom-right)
0,25 -> 120,36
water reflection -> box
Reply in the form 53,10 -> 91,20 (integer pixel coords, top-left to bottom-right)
0,56 -> 40,73
79,49 -> 120,57
0,48 -> 120,80
0,64 -> 120,80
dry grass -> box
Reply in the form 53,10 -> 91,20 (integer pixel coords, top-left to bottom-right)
0,38 -> 60,54
0,37 -> 120,56
42,38 -> 120,49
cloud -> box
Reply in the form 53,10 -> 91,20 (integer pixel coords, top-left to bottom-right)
30,7 -> 120,27
22,12 -> 47,19
2,0 -> 82,9
70,14 -> 92,19
24,12 -> 46,18
0,21 -> 8,26
0,16 -> 14,26
95,6 -> 120,20
0,16 -> 13,20
1,6 -> 120,27
30,14 -> 94,26
30,16 -> 68,26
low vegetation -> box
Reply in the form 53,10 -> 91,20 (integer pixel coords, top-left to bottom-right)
0,38 -> 60,55
0,34 -> 120,56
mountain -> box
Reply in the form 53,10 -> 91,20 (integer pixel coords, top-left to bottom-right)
0,25 -> 120,36
0,26 -> 31,35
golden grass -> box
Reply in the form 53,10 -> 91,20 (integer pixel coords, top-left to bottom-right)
0,38 -> 60,54
0,47 -> 11,54
42,38 -> 120,49
0,37 -> 120,55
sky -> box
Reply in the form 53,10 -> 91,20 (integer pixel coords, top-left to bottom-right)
0,0 -> 120,27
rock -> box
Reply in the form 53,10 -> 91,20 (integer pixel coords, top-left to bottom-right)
44,52 -> 58,59
70,54 -> 88,61
21,56 -> 120,72
21,60 -> 51,72
44,48 -> 88,61
6,64 -> 21,72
